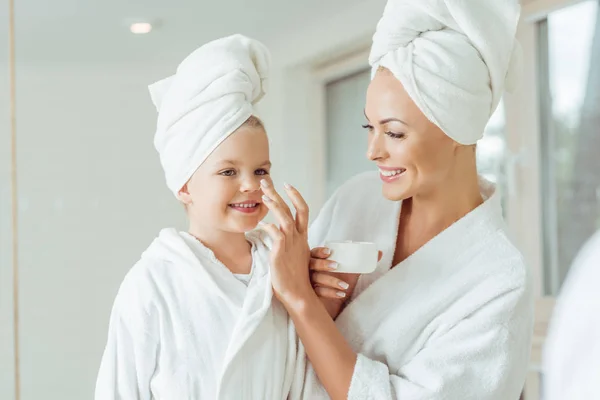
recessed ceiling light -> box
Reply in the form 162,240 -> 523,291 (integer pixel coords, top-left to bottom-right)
130,22 -> 152,34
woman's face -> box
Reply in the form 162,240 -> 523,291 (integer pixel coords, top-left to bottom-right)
364,68 -> 460,201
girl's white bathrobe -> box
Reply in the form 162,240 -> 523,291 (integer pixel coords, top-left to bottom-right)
303,172 -> 534,399
95,228 -> 305,400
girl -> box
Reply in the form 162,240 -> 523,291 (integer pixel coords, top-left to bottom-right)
95,34 -> 305,400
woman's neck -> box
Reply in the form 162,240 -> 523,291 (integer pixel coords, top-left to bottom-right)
187,221 -> 253,274
411,174 -> 483,229
393,166 -> 483,265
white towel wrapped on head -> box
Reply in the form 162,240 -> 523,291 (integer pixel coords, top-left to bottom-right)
149,34 -> 271,195
369,0 -> 522,144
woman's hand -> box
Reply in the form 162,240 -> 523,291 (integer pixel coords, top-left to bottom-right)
308,247 -> 359,318
310,247 -> 383,318
258,180 -> 313,309
309,247 -> 360,299
259,182 -> 364,400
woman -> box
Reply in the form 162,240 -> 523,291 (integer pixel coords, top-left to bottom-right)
259,0 -> 533,399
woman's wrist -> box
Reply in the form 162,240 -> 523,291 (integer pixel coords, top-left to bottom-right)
281,286 -> 321,316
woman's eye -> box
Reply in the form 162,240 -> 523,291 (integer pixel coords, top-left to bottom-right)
361,124 -> 374,132
385,132 -> 406,139
255,169 -> 269,176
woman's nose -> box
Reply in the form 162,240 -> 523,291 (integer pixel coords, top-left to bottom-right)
367,132 -> 387,161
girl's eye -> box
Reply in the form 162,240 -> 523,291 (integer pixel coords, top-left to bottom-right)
220,169 -> 236,177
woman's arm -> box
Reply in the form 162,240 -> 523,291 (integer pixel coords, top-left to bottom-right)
260,180 -> 531,400
286,292 -> 360,399
259,180 -> 359,399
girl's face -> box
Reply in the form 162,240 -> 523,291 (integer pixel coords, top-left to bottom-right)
178,124 -> 271,234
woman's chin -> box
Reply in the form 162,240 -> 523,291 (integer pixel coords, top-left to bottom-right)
381,182 -> 412,202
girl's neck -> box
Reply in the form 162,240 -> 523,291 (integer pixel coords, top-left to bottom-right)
187,222 -> 253,275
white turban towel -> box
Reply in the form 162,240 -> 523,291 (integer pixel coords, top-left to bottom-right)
369,0 -> 522,144
149,34 -> 271,195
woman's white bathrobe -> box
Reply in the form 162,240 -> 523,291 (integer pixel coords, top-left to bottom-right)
303,172 -> 533,399
95,228 -> 305,400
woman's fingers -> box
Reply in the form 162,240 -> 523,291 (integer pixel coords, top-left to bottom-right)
309,257 -> 338,272
282,183 -> 309,235
310,247 -> 332,260
314,286 -> 348,300
311,271 -> 350,291
260,179 -> 295,233
260,179 -> 289,209
261,198 -> 296,238
259,222 -> 285,253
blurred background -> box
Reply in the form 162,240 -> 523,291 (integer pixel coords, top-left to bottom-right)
1,0 -> 598,398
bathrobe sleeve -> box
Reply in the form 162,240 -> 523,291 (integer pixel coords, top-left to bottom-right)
347,283 -> 531,400
95,268 -> 159,400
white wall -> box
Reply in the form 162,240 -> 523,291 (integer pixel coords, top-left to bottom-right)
1,63 -> 186,399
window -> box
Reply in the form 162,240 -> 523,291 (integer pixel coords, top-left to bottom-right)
539,0 -> 600,294
324,69 -> 372,197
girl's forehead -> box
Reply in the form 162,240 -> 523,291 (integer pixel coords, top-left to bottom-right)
205,133 -> 271,168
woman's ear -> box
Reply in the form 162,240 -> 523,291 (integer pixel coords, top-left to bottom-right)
177,183 -> 193,206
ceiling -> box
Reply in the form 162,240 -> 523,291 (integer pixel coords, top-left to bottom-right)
0,0 -> 367,64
